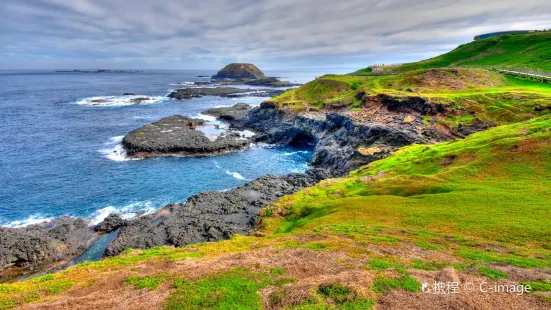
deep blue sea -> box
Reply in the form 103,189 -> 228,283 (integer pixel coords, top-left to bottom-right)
0,69 -> 329,227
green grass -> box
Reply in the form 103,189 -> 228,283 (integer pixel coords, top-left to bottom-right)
0,273 -> 75,309
272,68 -> 551,132
166,269 -> 291,310
368,258 -> 406,274
387,32 -> 551,72
77,246 -> 202,270
317,283 -> 358,304
522,280 -> 551,292
126,274 -> 168,290
264,115 -> 551,269
479,266 -> 509,280
371,276 -> 421,294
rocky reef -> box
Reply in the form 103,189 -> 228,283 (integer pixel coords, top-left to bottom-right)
104,169 -> 329,256
167,87 -> 285,100
0,217 -> 95,281
122,115 -> 250,159
203,102 -> 252,121
211,63 -> 265,79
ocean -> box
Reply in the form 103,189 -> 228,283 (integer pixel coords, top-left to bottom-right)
0,69 -> 329,227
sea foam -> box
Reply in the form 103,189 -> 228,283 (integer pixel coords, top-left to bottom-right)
88,201 -> 157,226
76,95 -> 167,107
1,214 -> 54,228
225,170 -> 246,180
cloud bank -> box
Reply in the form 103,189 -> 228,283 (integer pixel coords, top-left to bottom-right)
1,0 -> 550,69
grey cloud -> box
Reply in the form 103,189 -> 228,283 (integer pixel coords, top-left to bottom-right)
0,0 -> 550,69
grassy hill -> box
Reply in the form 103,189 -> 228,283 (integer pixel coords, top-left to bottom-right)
272,68 -> 551,132
2,116 -> 551,309
383,32 -> 551,73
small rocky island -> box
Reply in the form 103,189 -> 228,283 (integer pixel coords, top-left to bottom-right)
212,63 -> 265,79
167,63 -> 301,100
122,115 -> 250,158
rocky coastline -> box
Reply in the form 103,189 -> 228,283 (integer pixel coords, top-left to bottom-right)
0,91 -> 453,281
122,115 -> 250,159
167,87 -> 286,100
0,58 -> 520,284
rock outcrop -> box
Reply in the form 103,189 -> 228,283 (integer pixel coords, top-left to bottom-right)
167,87 -> 285,100
105,169 -> 329,256
93,214 -> 123,234
235,103 -> 425,176
212,63 -> 265,80
122,115 -> 250,158
0,217 -> 95,281
203,103 -> 252,122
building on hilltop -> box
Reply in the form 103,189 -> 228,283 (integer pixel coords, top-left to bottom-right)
473,30 -> 535,41
368,63 -> 403,74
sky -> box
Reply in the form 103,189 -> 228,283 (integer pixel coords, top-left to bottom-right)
1,0 -> 550,70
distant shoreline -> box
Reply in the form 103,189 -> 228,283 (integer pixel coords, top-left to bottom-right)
55,69 -> 143,73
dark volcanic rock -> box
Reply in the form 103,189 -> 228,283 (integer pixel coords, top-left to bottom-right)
243,77 -> 299,87
168,87 -> 250,100
123,93 -> 136,96
377,94 -> 446,115
240,104 -> 424,176
105,169 -> 328,256
94,214 -> 124,234
130,97 -> 152,104
122,115 -> 249,158
0,217 -> 95,281
167,87 -> 285,100
203,103 -> 252,122
212,63 -> 265,79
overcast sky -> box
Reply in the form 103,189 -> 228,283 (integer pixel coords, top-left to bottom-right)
1,0 -> 550,70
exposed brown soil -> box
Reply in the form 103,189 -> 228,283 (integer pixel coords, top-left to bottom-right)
15,242 -> 551,310
377,269 -> 548,310
405,68 -> 506,92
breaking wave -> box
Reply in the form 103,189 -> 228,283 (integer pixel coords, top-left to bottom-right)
76,95 -> 167,107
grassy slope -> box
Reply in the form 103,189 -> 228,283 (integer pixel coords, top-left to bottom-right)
387,32 -> 551,72
273,68 -> 551,130
2,116 -> 551,309
264,115 -> 551,248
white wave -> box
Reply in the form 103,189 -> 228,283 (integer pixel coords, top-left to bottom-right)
76,95 -> 167,107
237,130 -> 256,138
88,201 -> 157,226
2,214 -> 54,228
282,150 -> 310,156
89,206 -> 117,226
192,113 -> 217,122
99,136 -> 138,162
225,170 -> 246,180
213,160 -> 222,169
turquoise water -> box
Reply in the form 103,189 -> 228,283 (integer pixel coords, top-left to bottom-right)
0,69 -> 316,227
